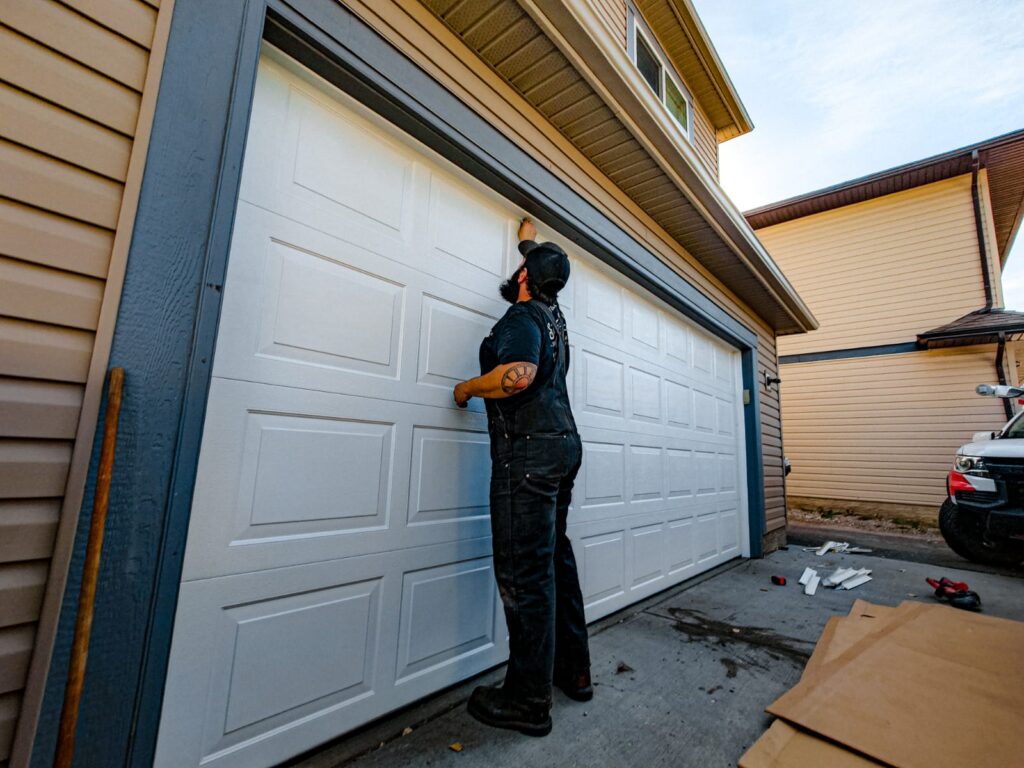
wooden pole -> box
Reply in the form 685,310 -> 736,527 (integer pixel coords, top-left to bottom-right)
53,368 -> 125,768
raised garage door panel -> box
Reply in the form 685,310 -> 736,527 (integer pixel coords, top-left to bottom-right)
155,50 -> 745,768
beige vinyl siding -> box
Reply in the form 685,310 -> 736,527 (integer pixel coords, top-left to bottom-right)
346,0 -> 789,535
692,99 -> 719,178
782,347 -> 1007,507
758,342 -> 787,532
759,175 -> 985,356
587,0 -> 628,48
0,1 -> 163,763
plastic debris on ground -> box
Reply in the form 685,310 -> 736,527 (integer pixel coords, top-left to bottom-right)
839,573 -> 872,591
821,567 -> 872,590
804,541 -> 873,555
804,572 -> 821,596
798,556 -> 874,599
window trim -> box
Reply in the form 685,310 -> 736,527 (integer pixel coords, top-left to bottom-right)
626,3 -> 694,144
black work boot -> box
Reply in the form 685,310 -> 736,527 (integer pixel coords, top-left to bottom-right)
466,685 -> 552,736
553,669 -> 593,702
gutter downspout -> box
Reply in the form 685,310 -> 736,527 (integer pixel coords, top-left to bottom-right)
971,150 -> 994,311
996,332 -> 1014,420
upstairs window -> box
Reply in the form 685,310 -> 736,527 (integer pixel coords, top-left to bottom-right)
634,31 -> 662,97
627,4 -> 693,143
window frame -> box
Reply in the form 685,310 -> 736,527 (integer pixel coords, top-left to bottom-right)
626,3 -> 694,145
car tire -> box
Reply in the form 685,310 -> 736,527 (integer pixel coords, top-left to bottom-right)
938,498 -> 1024,566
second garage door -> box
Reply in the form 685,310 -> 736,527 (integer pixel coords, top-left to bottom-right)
154,49 -> 746,768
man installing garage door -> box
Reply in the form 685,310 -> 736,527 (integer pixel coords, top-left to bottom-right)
453,219 -> 591,737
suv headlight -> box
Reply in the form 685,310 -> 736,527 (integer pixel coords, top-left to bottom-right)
954,455 -> 984,473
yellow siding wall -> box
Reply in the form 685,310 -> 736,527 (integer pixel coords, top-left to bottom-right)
782,347 -> 1007,507
0,1 -> 164,763
759,175 -> 985,356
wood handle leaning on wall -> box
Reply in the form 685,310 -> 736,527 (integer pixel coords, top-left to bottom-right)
53,368 -> 125,768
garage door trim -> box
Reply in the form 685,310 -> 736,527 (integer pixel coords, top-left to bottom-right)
34,3 -> 766,767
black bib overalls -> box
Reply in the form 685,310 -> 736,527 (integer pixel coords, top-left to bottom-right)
479,299 -> 591,706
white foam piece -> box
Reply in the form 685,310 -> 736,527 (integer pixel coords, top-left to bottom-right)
839,573 -> 872,590
804,574 -> 821,596
799,567 -> 816,586
822,567 -> 856,587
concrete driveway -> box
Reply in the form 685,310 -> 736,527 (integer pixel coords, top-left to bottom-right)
286,544 -> 1024,768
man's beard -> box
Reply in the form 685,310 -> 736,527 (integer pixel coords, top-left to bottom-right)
499,268 -> 523,304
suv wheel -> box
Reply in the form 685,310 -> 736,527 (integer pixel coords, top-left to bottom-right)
939,498 -> 1024,566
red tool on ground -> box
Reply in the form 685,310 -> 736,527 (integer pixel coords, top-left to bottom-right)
925,576 -> 982,611
771,575 -> 787,586
925,576 -> 969,595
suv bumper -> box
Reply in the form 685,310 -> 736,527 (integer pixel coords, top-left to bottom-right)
951,467 -> 1024,537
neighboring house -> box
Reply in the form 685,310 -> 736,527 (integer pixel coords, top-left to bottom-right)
747,131 -> 1024,516
0,2 -> 816,767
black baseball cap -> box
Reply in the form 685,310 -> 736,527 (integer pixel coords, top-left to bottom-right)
524,242 -> 570,296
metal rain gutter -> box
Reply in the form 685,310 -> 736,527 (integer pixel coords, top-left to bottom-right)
996,332 -> 1014,419
972,150 -> 994,311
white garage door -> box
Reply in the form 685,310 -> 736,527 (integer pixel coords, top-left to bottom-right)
155,49 -> 746,768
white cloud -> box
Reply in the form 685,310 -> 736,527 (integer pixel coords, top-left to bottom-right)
692,0 -> 1024,306
695,0 -> 1024,210
1000,249 -> 1024,309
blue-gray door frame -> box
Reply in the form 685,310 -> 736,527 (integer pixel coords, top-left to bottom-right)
32,1 -> 766,765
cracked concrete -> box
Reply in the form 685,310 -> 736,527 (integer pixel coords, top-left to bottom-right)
285,546 -> 1023,768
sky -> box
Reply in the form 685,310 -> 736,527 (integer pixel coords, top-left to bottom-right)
689,0 -> 1024,308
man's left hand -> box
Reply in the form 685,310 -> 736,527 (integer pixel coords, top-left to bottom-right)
453,382 -> 471,408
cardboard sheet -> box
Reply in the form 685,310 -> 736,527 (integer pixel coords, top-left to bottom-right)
739,720 -> 883,768
768,604 -> 1024,768
801,601 -> 900,681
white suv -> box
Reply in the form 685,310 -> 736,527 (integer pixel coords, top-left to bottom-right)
942,385 -> 1024,566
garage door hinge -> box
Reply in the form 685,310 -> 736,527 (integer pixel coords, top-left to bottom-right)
743,389 -> 751,405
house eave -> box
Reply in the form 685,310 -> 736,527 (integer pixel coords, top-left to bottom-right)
669,0 -> 753,139
745,128 -> 1024,264
459,0 -> 816,333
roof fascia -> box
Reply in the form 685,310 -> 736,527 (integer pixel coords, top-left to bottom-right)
746,128 -> 1024,229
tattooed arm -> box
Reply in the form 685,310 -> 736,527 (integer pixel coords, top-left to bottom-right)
453,362 -> 537,407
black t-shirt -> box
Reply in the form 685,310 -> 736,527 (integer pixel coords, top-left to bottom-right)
479,299 -> 576,436
479,302 -> 542,372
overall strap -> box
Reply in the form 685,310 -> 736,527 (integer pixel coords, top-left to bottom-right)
529,300 -> 567,374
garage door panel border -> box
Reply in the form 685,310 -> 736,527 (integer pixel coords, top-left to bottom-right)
158,538 -> 508,768
182,378 -> 499,580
